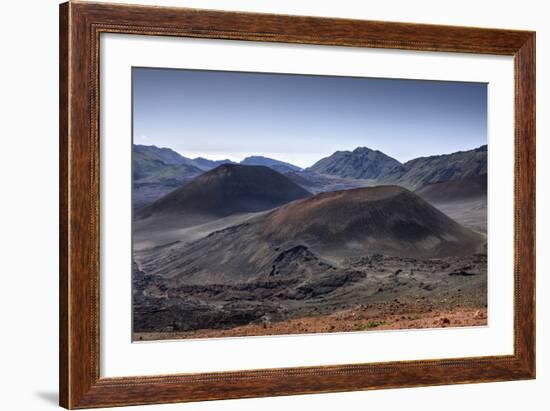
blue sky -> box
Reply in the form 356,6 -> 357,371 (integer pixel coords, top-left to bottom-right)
133,67 -> 487,168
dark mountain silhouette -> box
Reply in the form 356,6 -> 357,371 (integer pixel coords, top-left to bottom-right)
240,156 -> 301,173
135,164 -> 312,223
139,186 -> 484,285
308,147 -> 402,179
415,174 -> 487,204
381,145 -> 487,190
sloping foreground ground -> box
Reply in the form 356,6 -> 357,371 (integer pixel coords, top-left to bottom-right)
134,253 -> 487,341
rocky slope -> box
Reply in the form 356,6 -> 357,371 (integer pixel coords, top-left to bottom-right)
307,145 -> 487,191
308,147 -> 402,179
133,252 -> 487,337
381,145 -> 487,190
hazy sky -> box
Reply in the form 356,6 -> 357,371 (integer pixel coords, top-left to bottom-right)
133,67 -> 487,168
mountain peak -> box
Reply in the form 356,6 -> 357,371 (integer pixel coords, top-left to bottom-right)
352,146 -> 376,153
308,147 -> 402,179
381,145 -> 488,190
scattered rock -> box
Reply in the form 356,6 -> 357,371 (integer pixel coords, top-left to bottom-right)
474,310 -> 486,319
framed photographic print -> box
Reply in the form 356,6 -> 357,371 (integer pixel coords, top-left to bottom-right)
59,1 -> 535,409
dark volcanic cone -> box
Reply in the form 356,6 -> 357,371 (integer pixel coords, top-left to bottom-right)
135,164 -> 312,222
261,185 -> 484,257
138,186 -> 484,285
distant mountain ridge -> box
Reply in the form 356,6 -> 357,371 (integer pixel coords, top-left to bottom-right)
133,143 -> 487,208
241,155 -> 302,173
308,147 -> 401,180
133,144 -> 307,207
308,145 -> 487,191
133,144 -> 190,168
134,144 -> 303,172
380,145 -> 487,190
134,144 -> 236,169
134,145 -> 184,181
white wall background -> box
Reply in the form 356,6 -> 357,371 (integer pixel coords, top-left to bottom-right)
0,0 -> 546,410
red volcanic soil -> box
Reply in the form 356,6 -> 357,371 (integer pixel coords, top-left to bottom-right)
134,303 -> 487,341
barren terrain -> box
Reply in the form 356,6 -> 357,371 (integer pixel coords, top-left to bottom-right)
133,252 -> 487,340
132,165 -> 488,341
135,307 -> 487,341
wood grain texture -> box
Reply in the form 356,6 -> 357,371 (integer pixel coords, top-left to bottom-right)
59,2 -> 69,407
514,34 -> 536,374
59,1 -> 536,408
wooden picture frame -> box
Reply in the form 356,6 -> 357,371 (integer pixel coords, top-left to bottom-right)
59,1 -> 535,408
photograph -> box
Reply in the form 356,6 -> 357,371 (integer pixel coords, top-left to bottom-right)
1,0 -> 542,409
131,67 -> 489,341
